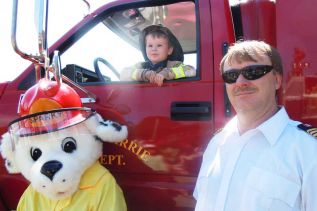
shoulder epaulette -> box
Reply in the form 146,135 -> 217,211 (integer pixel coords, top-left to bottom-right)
297,124 -> 317,139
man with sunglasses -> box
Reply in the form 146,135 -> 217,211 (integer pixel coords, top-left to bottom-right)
194,40 -> 317,211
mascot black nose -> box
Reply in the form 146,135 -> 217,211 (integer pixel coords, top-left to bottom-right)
41,160 -> 63,181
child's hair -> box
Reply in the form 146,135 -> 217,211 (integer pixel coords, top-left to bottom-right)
144,27 -> 172,48
140,25 -> 184,62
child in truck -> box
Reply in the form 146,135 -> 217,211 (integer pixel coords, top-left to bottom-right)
120,25 -> 196,86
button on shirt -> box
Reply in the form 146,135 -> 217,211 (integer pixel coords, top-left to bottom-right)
194,107 -> 317,211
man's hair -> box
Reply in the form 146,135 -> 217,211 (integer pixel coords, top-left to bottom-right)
220,40 -> 283,75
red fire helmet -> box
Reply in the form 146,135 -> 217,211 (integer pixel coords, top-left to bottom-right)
9,78 -> 93,138
19,78 -> 82,116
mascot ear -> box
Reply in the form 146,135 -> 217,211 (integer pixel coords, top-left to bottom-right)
85,114 -> 128,143
0,132 -> 20,174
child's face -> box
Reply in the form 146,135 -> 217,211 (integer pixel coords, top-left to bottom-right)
145,35 -> 173,64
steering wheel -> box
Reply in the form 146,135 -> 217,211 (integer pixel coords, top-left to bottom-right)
93,57 -> 120,81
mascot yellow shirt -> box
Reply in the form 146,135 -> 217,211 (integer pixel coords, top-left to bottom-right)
17,162 -> 127,211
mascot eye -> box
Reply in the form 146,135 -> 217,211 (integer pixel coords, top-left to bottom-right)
62,137 -> 77,153
30,148 -> 42,161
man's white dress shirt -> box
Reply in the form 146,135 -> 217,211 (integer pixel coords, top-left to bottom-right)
194,107 -> 317,211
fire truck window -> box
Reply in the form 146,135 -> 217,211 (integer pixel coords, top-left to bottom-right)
60,2 -> 197,83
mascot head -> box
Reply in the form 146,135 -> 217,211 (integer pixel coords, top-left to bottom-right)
0,78 -> 127,200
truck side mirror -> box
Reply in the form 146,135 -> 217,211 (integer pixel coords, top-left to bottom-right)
34,0 -> 48,59
12,0 -> 49,81
12,0 -> 96,102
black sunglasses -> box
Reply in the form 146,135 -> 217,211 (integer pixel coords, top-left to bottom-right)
222,65 -> 274,84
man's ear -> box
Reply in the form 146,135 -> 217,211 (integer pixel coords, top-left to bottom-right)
85,114 -> 128,143
0,133 -> 20,173
275,73 -> 283,90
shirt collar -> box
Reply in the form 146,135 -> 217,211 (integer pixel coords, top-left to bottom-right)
221,107 -> 290,146
257,107 -> 290,146
46,162 -> 105,209
79,161 -> 106,189
218,116 -> 239,145
223,116 -> 239,134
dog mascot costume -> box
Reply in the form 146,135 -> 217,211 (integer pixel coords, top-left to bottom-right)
0,78 -> 128,211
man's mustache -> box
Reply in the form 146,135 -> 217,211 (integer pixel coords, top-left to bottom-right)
233,86 -> 257,95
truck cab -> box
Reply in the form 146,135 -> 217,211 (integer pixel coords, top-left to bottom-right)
0,0 -> 316,210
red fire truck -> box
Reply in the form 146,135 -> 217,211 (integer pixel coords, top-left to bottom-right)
0,0 -> 316,210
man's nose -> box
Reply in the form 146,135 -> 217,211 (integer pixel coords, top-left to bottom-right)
235,73 -> 249,84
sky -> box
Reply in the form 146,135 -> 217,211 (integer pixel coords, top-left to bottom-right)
0,0 -> 109,83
